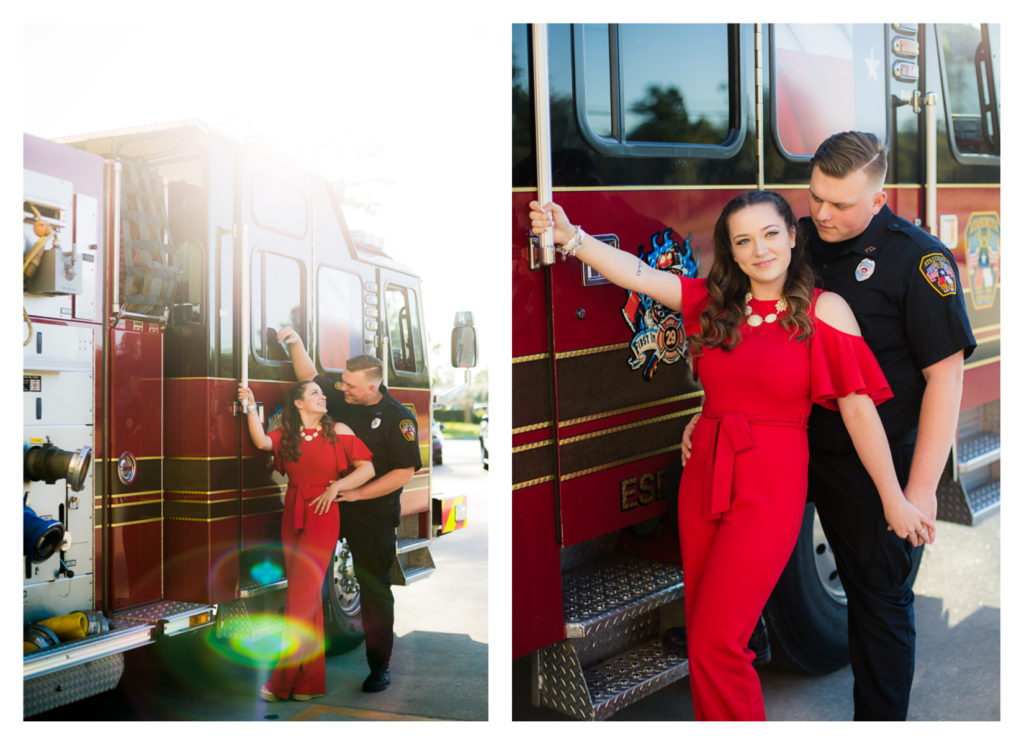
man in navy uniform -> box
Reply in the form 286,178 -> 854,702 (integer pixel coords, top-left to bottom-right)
800,131 -> 975,719
278,329 -> 421,693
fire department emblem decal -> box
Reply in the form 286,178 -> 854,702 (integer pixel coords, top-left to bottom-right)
621,229 -> 699,381
399,419 -> 416,442
965,212 -> 999,310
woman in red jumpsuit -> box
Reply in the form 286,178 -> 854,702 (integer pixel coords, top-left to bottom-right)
238,380 -> 374,702
528,191 -> 935,720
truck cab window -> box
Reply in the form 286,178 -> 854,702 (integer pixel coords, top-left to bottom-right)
317,267 -> 363,371
575,23 -> 738,157
772,24 -> 888,157
938,23 -> 1000,158
385,283 -> 424,374
251,249 -> 305,362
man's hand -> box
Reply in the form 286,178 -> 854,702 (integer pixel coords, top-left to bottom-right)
903,482 -> 938,528
311,484 -> 339,515
276,326 -> 317,381
277,326 -> 301,346
883,493 -> 936,546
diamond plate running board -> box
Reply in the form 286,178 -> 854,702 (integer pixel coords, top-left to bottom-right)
562,555 -> 684,638
534,554 -> 688,720
537,636 -> 689,720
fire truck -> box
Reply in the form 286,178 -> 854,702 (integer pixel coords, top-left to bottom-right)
22,121 -> 474,717
512,23 -> 999,719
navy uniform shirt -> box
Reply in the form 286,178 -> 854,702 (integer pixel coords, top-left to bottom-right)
801,205 -> 976,453
315,375 -> 421,527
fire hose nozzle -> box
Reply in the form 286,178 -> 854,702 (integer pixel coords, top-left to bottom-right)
24,441 -> 92,491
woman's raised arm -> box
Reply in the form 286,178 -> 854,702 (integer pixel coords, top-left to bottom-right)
529,201 -> 682,312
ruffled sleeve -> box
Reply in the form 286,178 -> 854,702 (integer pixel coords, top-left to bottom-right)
810,318 -> 893,411
335,433 -> 374,472
678,276 -> 709,338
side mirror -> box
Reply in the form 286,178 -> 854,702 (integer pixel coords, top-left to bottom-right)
451,311 -> 478,368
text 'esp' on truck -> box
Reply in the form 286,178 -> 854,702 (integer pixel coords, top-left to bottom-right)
512,23 -> 999,720
23,121 -> 477,717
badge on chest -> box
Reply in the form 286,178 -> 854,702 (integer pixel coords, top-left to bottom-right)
855,258 -> 875,282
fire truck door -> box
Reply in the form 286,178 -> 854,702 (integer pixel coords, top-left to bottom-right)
377,269 -> 431,471
233,156 -> 315,587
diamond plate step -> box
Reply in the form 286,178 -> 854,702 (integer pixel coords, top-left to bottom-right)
587,639 -> 689,720
966,479 -> 1000,516
109,599 -> 215,637
938,476 -> 1000,525
536,632 -> 689,720
957,431 -> 1000,471
562,555 -> 685,639
392,543 -> 436,586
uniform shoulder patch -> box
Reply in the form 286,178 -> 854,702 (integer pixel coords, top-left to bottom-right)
919,253 -> 958,297
398,419 -> 417,442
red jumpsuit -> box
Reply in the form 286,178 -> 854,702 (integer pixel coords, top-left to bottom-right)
676,277 -> 892,720
263,427 -> 372,699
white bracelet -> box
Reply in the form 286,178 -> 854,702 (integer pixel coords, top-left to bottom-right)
557,225 -> 587,257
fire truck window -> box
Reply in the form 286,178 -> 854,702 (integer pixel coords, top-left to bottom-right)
579,23 -> 732,148
385,284 -> 425,375
250,173 -> 308,239
938,24 -> 1000,158
317,267 -> 362,371
218,242 -> 233,364
772,24 -> 888,157
251,250 -> 306,362
581,24 -> 613,138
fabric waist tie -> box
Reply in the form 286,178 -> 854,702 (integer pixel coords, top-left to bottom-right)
288,480 -> 333,530
701,410 -> 808,520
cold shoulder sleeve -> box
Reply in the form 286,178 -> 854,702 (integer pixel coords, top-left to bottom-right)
678,276 -> 709,337
810,317 -> 893,411
335,433 -> 374,472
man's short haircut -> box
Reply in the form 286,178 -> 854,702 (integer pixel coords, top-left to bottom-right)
811,131 -> 888,188
345,354 -> 384,385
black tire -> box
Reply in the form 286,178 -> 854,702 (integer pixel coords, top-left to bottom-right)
763,502 -> 850,673
764,502 -> 924,674
322,538 -> 364,656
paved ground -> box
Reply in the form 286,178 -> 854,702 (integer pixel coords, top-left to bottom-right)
514,507 -> 1000,721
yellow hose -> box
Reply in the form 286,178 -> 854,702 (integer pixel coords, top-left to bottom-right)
37,611 -> 90,641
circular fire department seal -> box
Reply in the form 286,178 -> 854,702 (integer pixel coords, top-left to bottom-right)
656,316 -> 684,365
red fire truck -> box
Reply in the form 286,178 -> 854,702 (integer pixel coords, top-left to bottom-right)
23,121 -> 474,716
512,23 -> 999,719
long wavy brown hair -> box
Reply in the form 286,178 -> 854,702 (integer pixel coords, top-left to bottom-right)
690,190 -> 816,354
278,380 -> 338,463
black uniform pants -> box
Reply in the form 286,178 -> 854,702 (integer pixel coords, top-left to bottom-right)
808,442 -> 922,721
340,499 -> 398,673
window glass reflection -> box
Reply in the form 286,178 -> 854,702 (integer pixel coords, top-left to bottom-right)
773,24 -> 887,156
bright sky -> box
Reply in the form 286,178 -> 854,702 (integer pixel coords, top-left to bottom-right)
17,4 -> 506,377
